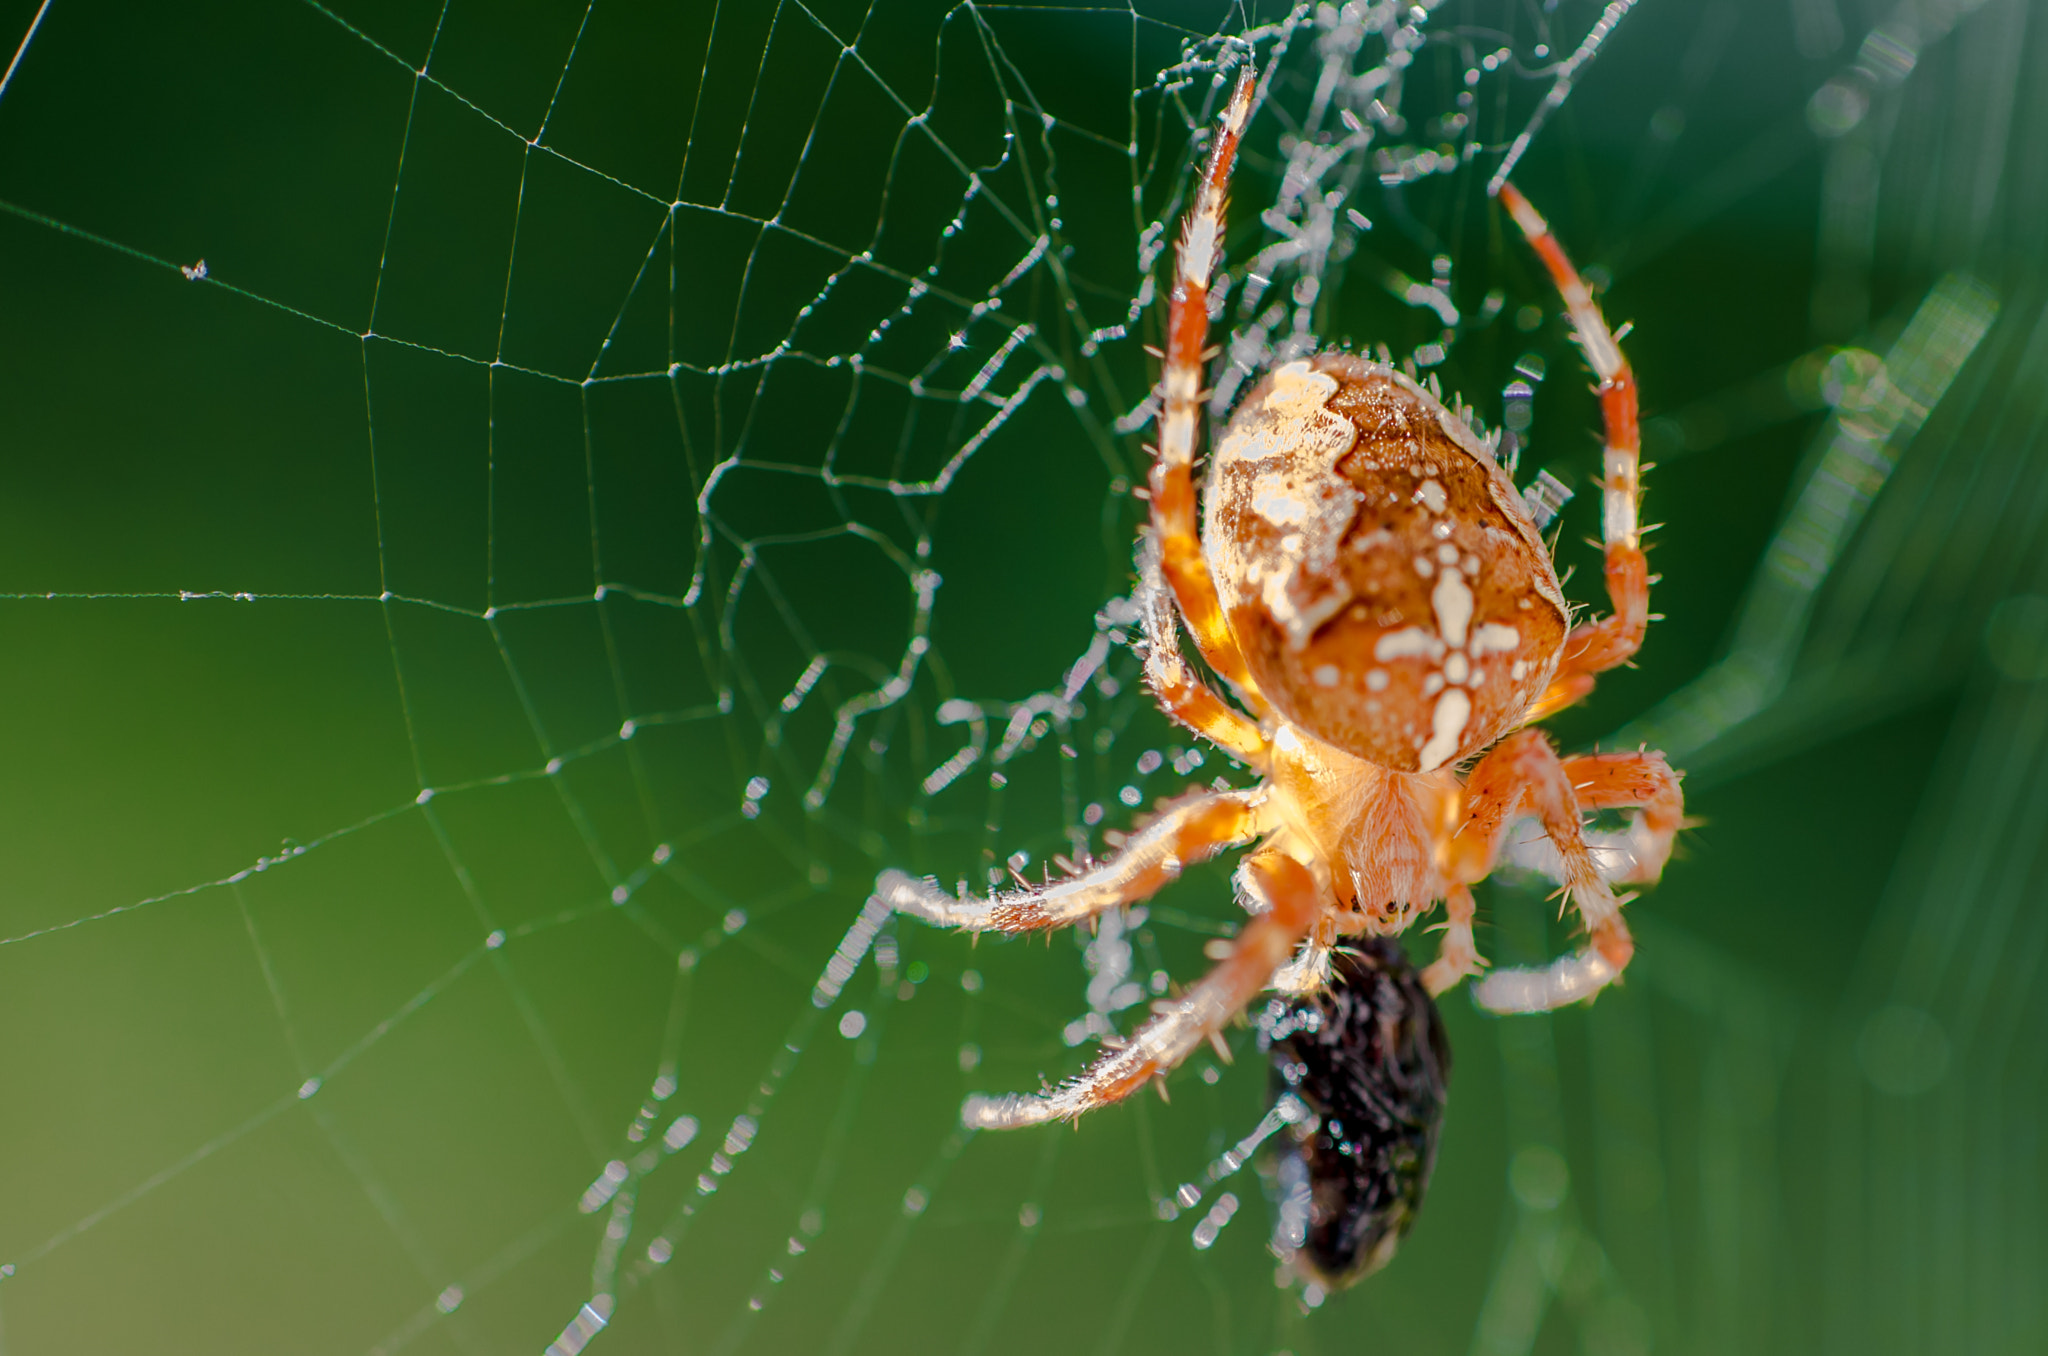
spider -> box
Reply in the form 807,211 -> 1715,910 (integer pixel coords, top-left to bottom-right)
876,64 -> 1682,1133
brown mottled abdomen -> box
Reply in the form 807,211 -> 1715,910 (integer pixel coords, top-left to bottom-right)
1202,354 -> 1569,772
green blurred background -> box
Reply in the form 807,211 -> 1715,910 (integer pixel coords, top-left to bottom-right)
0,1 -> 2041,1353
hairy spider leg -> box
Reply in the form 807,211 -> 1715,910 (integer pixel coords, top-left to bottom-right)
1559,750 -> 1683,885
1497,183 -> 1650,720
1138,538 -> 1267,764
878,788 -> 1273,935
1152,64 -> 1267,709
961,847 -> 1321,1129
1446,728 -> 1636,1013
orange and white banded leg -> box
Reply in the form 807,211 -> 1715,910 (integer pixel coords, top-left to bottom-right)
1499,183 -> 1649,718
877,788 -> 1272,936
1563,751 -> 1683,885
1138,536 -> 1267,767
1491,751 -> 1684,888
1450,729 -> 1631,1013
960,847 -> 1320,1129
1152,64 -> 1266,709
1421,883 -> 1483,997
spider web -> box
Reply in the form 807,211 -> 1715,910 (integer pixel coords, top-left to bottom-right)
0,1 -> 2038,1353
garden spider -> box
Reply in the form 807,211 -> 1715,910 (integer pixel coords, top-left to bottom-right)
877,65 -> 1682,1132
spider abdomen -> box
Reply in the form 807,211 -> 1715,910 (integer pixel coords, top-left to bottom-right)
1261,937 -> 1451,1288
1203,354 -> 1570,771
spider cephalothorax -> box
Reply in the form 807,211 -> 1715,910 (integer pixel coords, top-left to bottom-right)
876,65 -> 1681,1151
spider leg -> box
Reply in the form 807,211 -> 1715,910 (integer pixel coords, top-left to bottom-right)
1498,184 -> 1649,716
1138,535 -> 1267,766
878,787 -> 1273,936
960,846 -> 1321,1129
1491,750 -> 1685,888
1420,883 -> 1481,997
1153,64 -> 1268,711
1445,729 -> 1635,1013
1558,750 -> 1683,884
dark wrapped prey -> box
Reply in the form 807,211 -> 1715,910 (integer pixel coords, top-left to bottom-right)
1259,939 -> 1451,1288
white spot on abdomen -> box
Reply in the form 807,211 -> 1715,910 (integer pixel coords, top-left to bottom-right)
1472,622 -> 1520,655
1417,479 -> 1447,514
1418,688 -> 1471,772
1214,362 -> 1361,649
1252,484 -> 1312,527
1263,569 -> 1352,648
1374,627 -> 1443,661
1431,568 -> 1473,649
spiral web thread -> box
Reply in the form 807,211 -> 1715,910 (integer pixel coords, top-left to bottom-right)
0,0 -> 2038,1353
